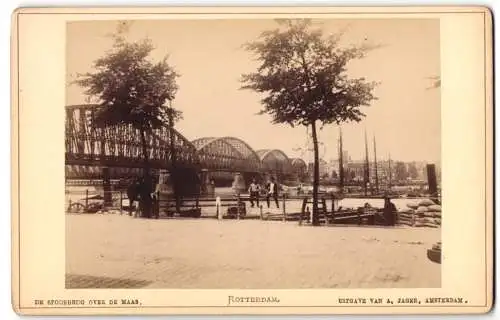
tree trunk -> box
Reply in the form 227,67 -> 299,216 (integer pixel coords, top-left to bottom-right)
168,111 -> 181,214
140,129 -> 150,175
140,129 -> 152,218
311,120 -> 320,226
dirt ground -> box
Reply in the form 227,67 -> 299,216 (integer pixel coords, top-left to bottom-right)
66,214 -> 441,289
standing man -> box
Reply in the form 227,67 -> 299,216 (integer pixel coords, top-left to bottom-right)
139,175 -> 154,219
383,197 -> 397,226
152,175 -> 160,219
248,178 -> 260,208
266,177 -> 279,209
126,178 -> 140,216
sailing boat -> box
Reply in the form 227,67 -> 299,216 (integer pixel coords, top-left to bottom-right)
373,135 -> 380,195
338,127 -> 344,194
387,153 -> 394,196
364,130 -> 370,196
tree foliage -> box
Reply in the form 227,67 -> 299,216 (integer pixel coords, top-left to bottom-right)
74,22 -> 182,218
349,170 -> 356,181
331,170 -> 338,179
408,162 -> 419,179
241,19 -> 379,225
241,19 -> 378,127
395,161 -> 409,181
74,27 -> 181,132
426,76 -> 441,90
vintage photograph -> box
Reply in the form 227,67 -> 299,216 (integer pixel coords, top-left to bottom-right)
64,18 -> 442,290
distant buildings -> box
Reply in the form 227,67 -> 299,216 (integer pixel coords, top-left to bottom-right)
307,159 -> 329,178
342,150 -> 350,163
304,156 -> 439,187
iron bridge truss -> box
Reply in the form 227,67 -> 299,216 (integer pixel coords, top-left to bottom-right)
66,105 -> 303,180
66,105 -> 200,179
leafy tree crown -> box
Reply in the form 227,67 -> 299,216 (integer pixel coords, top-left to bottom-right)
75,27 -> 181,131
241,19 -> 379,127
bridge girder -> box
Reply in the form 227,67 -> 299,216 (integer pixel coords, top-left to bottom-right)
65,105 -> 200,179
193,137 -> 261,173
65,105 -> 306,180
256,149 -> 293,174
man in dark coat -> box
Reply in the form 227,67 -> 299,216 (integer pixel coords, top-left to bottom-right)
383,197 -> 397,226
126,178 -> 141,216
139,175 -> 154,218
266,177 -> 279,209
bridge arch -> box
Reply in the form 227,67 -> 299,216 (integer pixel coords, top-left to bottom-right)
192,137 -> 261,173
291,158 -> 307,170
256,149 -> 292,173
290,158 -> 308,179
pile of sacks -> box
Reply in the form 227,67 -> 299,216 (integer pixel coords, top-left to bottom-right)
398,199 -> 441,228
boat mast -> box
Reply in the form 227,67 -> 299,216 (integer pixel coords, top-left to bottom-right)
338,127 -> 344,192
364,130 -> 370,196
388,153 -> 392,191
373,135 -> 379,194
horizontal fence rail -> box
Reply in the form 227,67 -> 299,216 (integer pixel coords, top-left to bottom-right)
65,188 -> 439,228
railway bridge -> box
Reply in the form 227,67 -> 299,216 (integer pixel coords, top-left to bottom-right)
65,104 -> 307,194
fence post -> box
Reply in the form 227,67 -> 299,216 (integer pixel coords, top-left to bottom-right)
282,194 -> 286,222
236,194 -> 241,220
85,189 -> 89,210
322,197 -> 327,225
260,204 -> 263,220
216,196 -> 222,220
331,193 -> 335,224
331,193 -> 335,213
119,191 -> 123,215
300,198 -> 308,225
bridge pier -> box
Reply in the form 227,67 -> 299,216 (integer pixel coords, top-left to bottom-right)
200,169 -> 215,196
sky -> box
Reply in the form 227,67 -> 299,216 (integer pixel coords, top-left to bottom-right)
66,19 -> 441,164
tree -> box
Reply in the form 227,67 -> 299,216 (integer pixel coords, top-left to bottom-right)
241,20 -> 378,225
408,162 -> 419,180
349,170 -> 356,181
75,22 -> 180,217
394,161 -> 409,182
426,76 -> 441,90
331,170 -> 338,179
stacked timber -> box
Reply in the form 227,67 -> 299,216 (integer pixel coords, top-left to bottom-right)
398,199 -> 441,228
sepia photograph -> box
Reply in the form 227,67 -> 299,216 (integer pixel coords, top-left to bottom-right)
12,6 -> 492,315
65,18 -> 442,289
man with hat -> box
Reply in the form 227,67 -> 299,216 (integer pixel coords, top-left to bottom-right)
383,196 -> 397,226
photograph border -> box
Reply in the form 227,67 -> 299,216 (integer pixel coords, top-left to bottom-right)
11,6 -> 493,315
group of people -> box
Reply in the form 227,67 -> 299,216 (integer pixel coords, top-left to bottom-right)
126,174 -> 398,225
247,178 -> 397,226
126,176 -> 159,219
247,177 -> 280,209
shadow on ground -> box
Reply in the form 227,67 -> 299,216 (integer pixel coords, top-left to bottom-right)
65,274 -> 152,289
